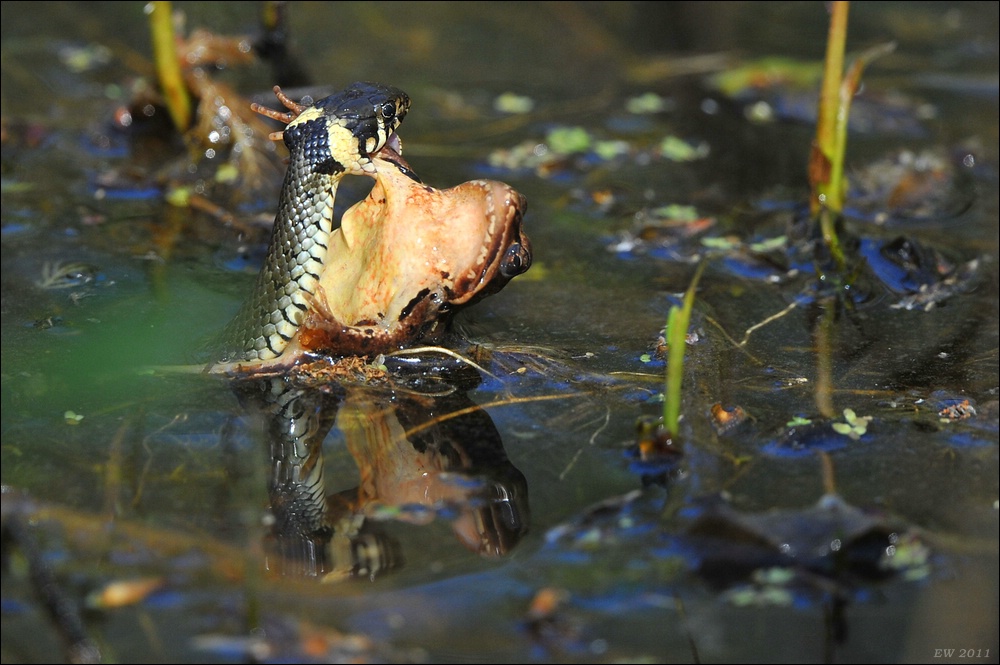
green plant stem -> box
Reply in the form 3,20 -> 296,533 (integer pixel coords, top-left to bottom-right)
664,306 -> 682,434
818,207 -> 846,273
663,261 -> 706,436
148,1 -> 191,132
813,0 -> 849,215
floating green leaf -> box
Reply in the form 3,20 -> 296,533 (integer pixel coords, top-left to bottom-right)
832,407 -> 871,440
493,92 -> 535,114
626,92 -> 671,114
652,204 -> 700,221
659,135 -> 709,161
546,126 -> 591,155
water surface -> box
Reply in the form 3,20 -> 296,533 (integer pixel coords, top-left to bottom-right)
2,2 -> 997,663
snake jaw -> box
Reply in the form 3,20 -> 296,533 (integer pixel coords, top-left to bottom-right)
386,131 -> 402,156
371,135 -> 423,183
360,132 -> 404,176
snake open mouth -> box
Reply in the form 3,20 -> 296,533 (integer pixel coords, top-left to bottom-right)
373,133 -> 422,183
385,131 -> 402,156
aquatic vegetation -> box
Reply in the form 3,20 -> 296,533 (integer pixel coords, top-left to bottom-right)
124,0 -> 298,219
831,408 -> 872,440
657,135 -> 709,161
147,1 -> 191,132
809,1 -> 896,271
493,91 -> 535,114
661,262 -> 705,439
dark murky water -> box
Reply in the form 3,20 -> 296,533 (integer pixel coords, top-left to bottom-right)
2,2 -> 997,663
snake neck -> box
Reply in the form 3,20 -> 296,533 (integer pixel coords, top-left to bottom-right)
216,163 -> 341,367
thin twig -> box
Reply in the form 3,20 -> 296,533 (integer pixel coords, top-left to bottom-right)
387,345 -> 500,382
403,392 -> 587,439
558,405 -> 611,481
738,300 -> 800,347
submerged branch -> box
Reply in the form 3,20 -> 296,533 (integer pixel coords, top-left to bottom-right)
2,496 -> 101,664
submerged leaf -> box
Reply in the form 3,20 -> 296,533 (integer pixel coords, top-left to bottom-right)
682,492 -> 926,590
86,577 -> 164,609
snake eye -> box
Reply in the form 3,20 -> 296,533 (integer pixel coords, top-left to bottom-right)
378,102 -> 397,120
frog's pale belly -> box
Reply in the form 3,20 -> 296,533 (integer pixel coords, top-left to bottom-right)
320,166 -> 527,327
296,155 -> 530,357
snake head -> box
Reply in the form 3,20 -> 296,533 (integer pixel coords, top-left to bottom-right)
267,81 -> 410,177
314,81 -> 409,163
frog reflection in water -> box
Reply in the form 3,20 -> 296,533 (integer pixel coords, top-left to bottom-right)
233,369 -> 530,580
